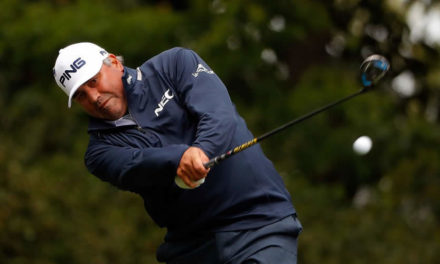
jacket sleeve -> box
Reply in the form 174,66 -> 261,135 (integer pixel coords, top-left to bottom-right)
172,48 -> 237,158
85,137 -> 189,192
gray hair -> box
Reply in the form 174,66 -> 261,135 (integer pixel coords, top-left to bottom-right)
103,55 -> 124,66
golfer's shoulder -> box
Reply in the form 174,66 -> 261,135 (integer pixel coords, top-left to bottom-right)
158,47 -> 200,61
147,48 -> 200,72
146,47 -> 188,65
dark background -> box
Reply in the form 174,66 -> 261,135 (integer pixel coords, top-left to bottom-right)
1,0 -> 440,263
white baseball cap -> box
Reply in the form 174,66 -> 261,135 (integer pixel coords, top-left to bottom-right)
53,42 -> 109,107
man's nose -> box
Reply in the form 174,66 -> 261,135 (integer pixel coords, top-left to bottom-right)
86,88 -> 100,104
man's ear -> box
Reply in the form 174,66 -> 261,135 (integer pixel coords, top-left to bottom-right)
108,53 -> 123,70
108,53 -> 117,63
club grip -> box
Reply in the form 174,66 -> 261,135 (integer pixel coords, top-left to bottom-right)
204,159 -> 217,169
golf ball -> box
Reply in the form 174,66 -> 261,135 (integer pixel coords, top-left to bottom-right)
175,176 -> 205,189
353,136 -> 373,155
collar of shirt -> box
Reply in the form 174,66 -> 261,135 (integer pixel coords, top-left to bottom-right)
104,114 -> 136,127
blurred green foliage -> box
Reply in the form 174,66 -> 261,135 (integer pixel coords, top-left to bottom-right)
1,0 -> 440,263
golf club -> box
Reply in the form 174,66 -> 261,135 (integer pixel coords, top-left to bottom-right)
204,54 -> 390,168
175,54 -> 390,188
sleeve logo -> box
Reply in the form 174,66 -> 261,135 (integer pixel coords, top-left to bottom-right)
192,64 -> 214,77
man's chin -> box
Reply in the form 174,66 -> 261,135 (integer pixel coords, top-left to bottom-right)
90,108 -> 126,121
104,111 -> 126,121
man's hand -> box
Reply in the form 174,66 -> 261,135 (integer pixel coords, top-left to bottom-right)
177,147 -> 210,188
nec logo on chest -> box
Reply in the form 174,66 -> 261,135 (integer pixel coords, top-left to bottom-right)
59,57 -> 86,87
155,89 -> 174,117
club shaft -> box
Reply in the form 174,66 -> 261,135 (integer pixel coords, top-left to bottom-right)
204,88 -> 367,168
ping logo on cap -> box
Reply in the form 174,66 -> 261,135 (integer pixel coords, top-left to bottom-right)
59,57 -> 86,87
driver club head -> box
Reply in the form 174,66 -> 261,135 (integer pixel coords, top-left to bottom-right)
360,54 -> 390,90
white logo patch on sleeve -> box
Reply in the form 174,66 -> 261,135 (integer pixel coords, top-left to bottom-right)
192,63 -> 214,77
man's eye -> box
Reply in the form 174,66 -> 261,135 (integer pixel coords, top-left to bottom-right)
73,91 -> 84,100
89,78 -> 98,87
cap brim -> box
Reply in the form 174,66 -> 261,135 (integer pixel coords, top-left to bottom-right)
67,85 -> 80,108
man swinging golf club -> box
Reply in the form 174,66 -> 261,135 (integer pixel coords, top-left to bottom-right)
53,42 -> 301,264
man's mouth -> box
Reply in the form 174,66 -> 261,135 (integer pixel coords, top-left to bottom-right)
98,97 -> 111,111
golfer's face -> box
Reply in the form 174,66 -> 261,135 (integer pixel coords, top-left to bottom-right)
73,55 -> 127,120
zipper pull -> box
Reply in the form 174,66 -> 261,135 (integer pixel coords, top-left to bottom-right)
136,125 -> 146,133
127,111 -> 145,133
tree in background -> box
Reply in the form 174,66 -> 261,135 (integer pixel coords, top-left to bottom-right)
1,0 -> 439,263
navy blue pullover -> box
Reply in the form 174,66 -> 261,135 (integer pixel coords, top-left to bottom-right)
84,48 -> 296,242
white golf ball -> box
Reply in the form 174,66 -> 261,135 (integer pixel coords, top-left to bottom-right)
353,136 -> 373,155
175,176 -> 205,189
